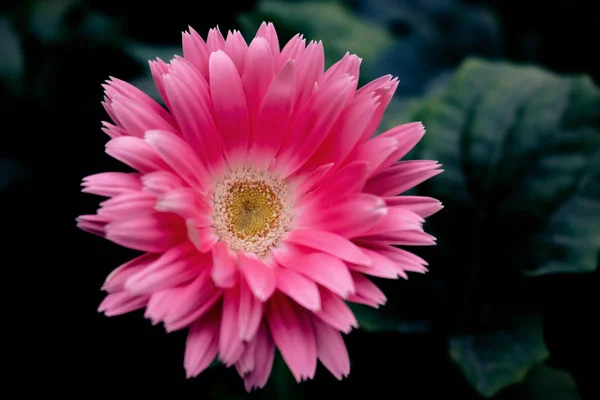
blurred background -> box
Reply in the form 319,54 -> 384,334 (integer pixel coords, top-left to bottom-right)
2,0 -> 597,398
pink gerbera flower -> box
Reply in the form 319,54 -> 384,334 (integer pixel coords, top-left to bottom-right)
77,22 -> 443,390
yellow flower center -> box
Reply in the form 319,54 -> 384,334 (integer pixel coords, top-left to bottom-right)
212,168 -> 292,256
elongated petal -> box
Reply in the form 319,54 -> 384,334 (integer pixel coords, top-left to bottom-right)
105,212 -> 185,252
243,37 -> 275,127
238,277 -> 263,341
348,272 -> 387,308
364,160 -> 443,196
145,130 -> 210,194
182,27 -> 210,78
243,321 -> 275,391
141,171 -> 185,195
314,287 -> 358,334
255,22 -> 279,57
266,292 -> 317,382
124,242 -> 201,293
156,188 -> 212,225
382,196 -> 444,218
238,252 -> 276,301
76,214 -> 109,237
313,317 -> 350,380
224,30 -> 248,73
219,287 -> 245,365
110,95 -> 175,138
105,136 -> 171,173
275,250 -> 355,298
184,309 -> 220,378
211,241 -> 238,288
82,172 -> 142,197
98,291 -> 149,317
209,51 -> 250,165
98,192 -> 157,219
376,122 -> 426,172
251,60 -> 295,170
163,59 -> 225,172
276,267 -> 321,311
102,253 -> 159,292
284,229 -> 370,266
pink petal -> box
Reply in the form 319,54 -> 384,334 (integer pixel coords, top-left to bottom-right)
145,129 -> 211,195
284,229 -> 370,266
76,214 -> 109,237
243,321 -> 275,391
155,188 -> 212,225
238,252 -> 276,301
357,76 -> 398,142
211,241 -> 239,288
276,267 -> 321,311
101,121 -> 127,139
105,136 -> 171,173
162,58 -> 225,173
144,267 -> 212,326
110,95 -> 175,138
219,287 -> 246,366
376,122 -> 426,172
382,196 -> 444,218
314,287 -> 358,334
242,37 -> 275,128
148,58 -> 172,109
187,221 -> 219,253
82,172 -> 142,197
207,26 -> 226,52
103,76 -> 175,126
364,242 -> 429,273
304,94 -> 378,170
236,334 -> 257,376
295,40 -> 324,107
348,272 -> 387,308
364,160 -> 443,196
124,242 -> 202,294
277,34 -> 305,70
306,161 -> 369,203
350,137 -> 399,174
266,292 -> 317,382
105,212 -> 185,252
365,229 -> 437,246
184,309 -> 220,378
313,317 -> 350,380
275,73 -> 356,177
98,291 -> 149,317
224,30 -> 248,73
182,26 -> 210,79
298,194 -> 386,238
322,52 -> 361,83
238,277 -> 264,341
362,207 -> 424,236
289,162 -> 334,200
255,22 -> 280,57
141,171 -> 185,196
97,192 -> 157,219
251,59 -> 296,170
102,253 -> 159,292
348,246 -> 405,279
276,251 -> 355,298
164,290 -> 222,332
209,51 -> 250,166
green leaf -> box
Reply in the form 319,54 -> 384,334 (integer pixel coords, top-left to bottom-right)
494,363 -> 581,400
238,0 -> 394,74
449,313 -> 549,398
348,303 -> 431,334
404,58 -> 600,276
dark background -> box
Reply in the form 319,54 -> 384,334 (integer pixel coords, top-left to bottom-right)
1,0 -> 597,397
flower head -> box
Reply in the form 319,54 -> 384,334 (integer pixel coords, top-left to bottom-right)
78,22 -> 443,390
